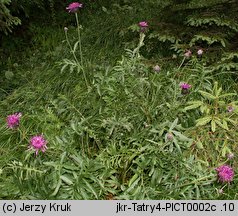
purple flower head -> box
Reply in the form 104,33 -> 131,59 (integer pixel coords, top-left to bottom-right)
184,50 -> 192,58
227,105 -> 234,113
139,21 -> 148,28
153,65 -> 161,73
138,21 -> 148,32
29,135 -> 48,155
215,164 -> 234,183
66,2 -> 83,13
179,82 -> 191,90
197,49 -> 203,56
6,113 -> 22,129
179,82 -> 191,95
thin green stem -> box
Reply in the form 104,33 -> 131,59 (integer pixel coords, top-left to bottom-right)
132,32 -> 145,69
75,13 -> 83,65
133,32 -> 145,58
75,12 -> 89,89
178,57 -> 186,70
65,30 -> 79,65
78,66 -> 89,89
65,29 -> 89,88
174,174 -> 215,189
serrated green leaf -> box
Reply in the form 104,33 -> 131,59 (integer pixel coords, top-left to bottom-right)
222,120 -> 229,130
195,185 -> 200,200
83,179 -> 98,199
73,42 -> 78,53
184,101 -> 203,111
196,141 -> 204,149
80,188 -> 89,199
199,91 -> 216,100
225,118 -> 236,125
63,164 -> 79,171
217,101 -> 226,106
169,118 -> 178,130
102,6 -> 108,13
215,119 -> 229,130
60,152 -> 67,164
221,40 -> 226,47
172,131 -> 191,141
196,116 -> 212,126
200,105 -> 208,113
216,87 -> 222,97
126,176 -> 140,193
128,173 -> 139,187
173,138 -> 182,153
51,179 -> 62,196
148,167 -> 158,186
211,120 -> 216,132
60,175 -> 73,185
221,146 -> 229,157
219,93 -> 236,98
70,154 -> 82,166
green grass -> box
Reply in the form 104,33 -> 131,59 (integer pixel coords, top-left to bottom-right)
0,4 -> 238,200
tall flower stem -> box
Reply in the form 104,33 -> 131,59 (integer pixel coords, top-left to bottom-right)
133,32 -> 145,58
132,32 -> 146,69
74,12 -> 89,89
64,30 -> 79,65
65,28 -> 89,89
75,12 -> 83,66
178,57 -> 186,70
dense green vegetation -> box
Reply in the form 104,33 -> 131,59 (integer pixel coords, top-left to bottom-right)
0,0 -> 237,199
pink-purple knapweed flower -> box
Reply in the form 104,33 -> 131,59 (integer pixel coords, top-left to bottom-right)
216,164 -> 234,183
179,82 -> 192,95
184,50 -> 192,58
138,21 -> 148,32
66,2 -> 83,13
180,82 -> 192,90
6,113 -> 22,129
153,65 -> 161,73
227,105 -> 234,113
29,135 -> 48,155
197,49 -> 203,56
139,21 -> 148,28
